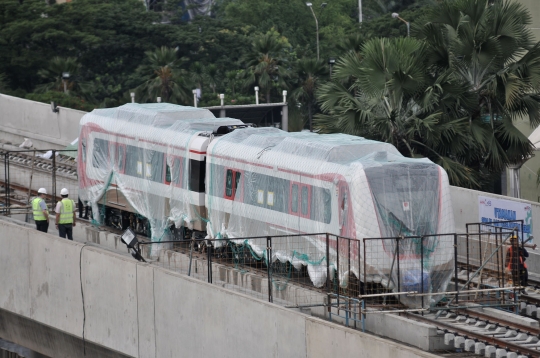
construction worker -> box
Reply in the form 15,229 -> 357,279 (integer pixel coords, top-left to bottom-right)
505,235 -> 529,294
55,188 -> 76,240
32,188 -> 49,233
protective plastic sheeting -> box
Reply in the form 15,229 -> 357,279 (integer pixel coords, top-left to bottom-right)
206,128 -> 455,307
78,103 -> 243,241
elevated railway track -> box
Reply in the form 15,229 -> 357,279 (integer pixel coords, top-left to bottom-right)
4,150 -> 540,358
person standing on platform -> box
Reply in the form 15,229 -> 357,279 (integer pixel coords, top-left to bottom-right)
55,188 -> 76,240
505,235 -> 529,294
32,188 -> 49,233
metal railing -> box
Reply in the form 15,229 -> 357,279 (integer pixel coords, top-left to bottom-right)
1,149 -> 78,218
135,227 -> 522,325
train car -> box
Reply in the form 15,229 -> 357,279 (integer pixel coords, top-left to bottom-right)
78,103 -> 455,307
205,127 -> 455,307
78,103 -> 248,239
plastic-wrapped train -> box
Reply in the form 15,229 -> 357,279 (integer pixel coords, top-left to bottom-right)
78,103 -> 455,305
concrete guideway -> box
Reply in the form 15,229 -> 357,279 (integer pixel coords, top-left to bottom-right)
0,218 -> 439,358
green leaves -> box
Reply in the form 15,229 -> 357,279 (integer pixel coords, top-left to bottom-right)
134,47 -> 192,104
316,0 -> 540,191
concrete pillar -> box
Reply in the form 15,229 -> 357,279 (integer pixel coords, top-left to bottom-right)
281,104 -> 288,132
192,90 -> 198,108
219,94 -> 225,118
508,163 -> 523,198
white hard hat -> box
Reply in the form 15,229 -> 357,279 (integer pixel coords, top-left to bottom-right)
38,188 -> 47,194
60,188 -> 69,195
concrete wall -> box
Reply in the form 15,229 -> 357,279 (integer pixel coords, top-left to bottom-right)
451,186 -> 540,239
0,94 -> 86,149
519,0 -> 540,41
0,219 -> 438,358
507,1 -> 540,202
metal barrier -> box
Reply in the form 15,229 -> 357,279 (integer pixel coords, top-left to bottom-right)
1,149 -> 79,219
136,229 -> 522,321
362,234 -> 456,310
138,233 -> 334,307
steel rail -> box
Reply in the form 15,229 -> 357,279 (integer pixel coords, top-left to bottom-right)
454,309 -> 539,336
521,294 -> 540,307
403,312 -> 540,358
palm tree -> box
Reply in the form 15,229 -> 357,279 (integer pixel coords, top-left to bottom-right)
291,58 -> 327,132
36,57 -> 80,94
190,62 -> 205,91
336,34 -> 364,56
316,37 -> 479,187
243,33 -> 290,103
417,0 -> 540,183
205,64 -> 218,94
135,47 -> 192,104
316,0 -> 540,190
225,70 -> 240,96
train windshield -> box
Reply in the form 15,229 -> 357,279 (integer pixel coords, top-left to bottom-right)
364,163 -> 440,237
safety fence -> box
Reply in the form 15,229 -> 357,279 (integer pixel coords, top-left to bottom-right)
1,149 -> 80,218
139,233 -> 336,307
455,222 -> 527,308
136,227 -> 524,330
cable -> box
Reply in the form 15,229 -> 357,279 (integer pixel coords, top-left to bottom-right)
79,243 -> 89,356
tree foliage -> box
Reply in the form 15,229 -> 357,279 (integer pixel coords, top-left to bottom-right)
1,0 -> 539,192
316,0 -> 540,189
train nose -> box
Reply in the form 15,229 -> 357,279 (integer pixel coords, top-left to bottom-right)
364,163 -> 441,238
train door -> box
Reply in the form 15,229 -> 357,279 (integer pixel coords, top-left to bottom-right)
289,181 -> 311,219
224,169 -> 243,202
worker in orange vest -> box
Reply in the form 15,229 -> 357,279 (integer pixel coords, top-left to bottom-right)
505,235 -> 529,294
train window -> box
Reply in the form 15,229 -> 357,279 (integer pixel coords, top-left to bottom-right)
172,157 -> 183,187
291,184 -> 298,213
267,191 -> 274,206
225,170 -> 234,197
165,164 -> 171,183
117,145 -> 125,173
93,138 -> 109,168
146,150 -> 163,182
234,171 -> 241,194
257,190 -> 264,204
301,186 -> 309,215
323,189 -> 331,224
126,145 -> 143,178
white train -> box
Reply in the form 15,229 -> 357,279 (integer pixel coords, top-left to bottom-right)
78,103 -> 455,306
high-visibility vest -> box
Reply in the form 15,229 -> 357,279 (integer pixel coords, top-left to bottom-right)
32,197 -> 47,221
506,246 -> 527,270
58,199 -> 75,224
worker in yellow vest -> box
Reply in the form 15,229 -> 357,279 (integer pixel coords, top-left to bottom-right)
32,188 -> 49,233
55,188 -> 76,240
